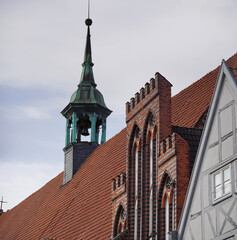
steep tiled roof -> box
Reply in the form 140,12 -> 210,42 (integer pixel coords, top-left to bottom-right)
1,53 -> 237,240
171,52 -> 237,127
0,129 -> 127,240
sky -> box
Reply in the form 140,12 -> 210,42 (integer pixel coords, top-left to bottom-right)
0,0 -> 237,211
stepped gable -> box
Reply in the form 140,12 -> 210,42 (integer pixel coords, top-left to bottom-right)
0,128 -> 127,240
171,52 -> 237,128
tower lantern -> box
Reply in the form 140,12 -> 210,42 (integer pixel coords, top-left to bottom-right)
61,18 -> 112,184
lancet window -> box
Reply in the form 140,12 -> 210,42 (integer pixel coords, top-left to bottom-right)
129,125 -> 141,240
146,114 -> 157,238
114,205 -> 127,237
149,136 -> 153,236
134,144 -> 138,239
158,172 -> 174,240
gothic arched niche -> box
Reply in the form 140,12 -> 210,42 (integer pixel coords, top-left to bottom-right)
142,111 -> 157,237
158,171 -> 175,239
128,123 -> 141,239
129,124 -> 141,152
113,204 -> 127,237
142,111 -> 156,143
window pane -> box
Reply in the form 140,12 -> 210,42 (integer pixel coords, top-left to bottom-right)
224,167 -> 230,181
214,172 -> 221,186
214,184 -> 222,199
212,165 -> 232,202
224,179 -> 231,194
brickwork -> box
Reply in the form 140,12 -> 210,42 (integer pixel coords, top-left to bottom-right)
111,173 -> 127,239
109,69 -> 211,239
127,125 -> 142,240
175,134 -> 190,224
122,72 -> 192,240
125,73 -> 173,239
156,133 -> 189,240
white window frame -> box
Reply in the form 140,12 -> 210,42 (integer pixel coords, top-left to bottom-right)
211,164 -> 232,204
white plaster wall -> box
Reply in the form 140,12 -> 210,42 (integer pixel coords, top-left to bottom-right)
219,79 -> 233,109
202,145 -> 219,172
182,69 -> 237,240
190,177 -> 201,214
208,115 -> 218,144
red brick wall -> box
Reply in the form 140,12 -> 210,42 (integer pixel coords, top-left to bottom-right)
175,134 -> 190,224
125,73 -> 173,239
157,133 -> 189,239
114,72 -> 191,240
111,173 -> 127,239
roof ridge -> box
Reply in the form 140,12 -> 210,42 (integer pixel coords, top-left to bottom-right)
172,52 -> 237,100
172,66 -> 219,100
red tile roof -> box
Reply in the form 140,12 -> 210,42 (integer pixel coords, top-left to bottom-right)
0,129 -> 127,240
171,52 -> 237,127
0,53 -> 237,240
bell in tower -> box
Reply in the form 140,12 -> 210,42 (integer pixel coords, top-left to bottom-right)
61,17 -> 112,185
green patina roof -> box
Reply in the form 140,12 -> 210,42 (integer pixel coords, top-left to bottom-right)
61,18 -> 112,120
70,85 -> 108,108
78,24 -> 96,88
67,19 -> 109,110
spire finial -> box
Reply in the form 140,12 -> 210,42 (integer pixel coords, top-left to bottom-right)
85,0 -> 92,26
79,0 -> 95,87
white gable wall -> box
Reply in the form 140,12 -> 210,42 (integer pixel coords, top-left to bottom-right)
179,61 -> 237,240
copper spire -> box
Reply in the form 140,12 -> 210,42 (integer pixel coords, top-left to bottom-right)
78,18 -> 96,87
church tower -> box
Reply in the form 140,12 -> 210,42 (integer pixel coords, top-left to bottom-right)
61,18 -> 112,185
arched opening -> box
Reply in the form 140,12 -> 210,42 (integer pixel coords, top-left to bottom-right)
158,171 -> 174,239
113,204 -> 127,237
148,131 -> 153,236
128,124 -> 141,239
165,195 -> 169,240
142,111 -> 157,238
134,143 -> 138,238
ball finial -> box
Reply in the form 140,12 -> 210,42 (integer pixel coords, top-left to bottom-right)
85,18 -> 92,26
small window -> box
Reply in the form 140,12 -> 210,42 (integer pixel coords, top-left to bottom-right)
212,165 -> 232,203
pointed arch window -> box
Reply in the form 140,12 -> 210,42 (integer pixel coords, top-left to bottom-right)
114,205 -> 127,237
158,173 -> 174,239
149,136 -> 153,236
134,144 -> 139,239
165,195 -> 169,240
148,115 -> 156,237
129,125 -> 141,240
